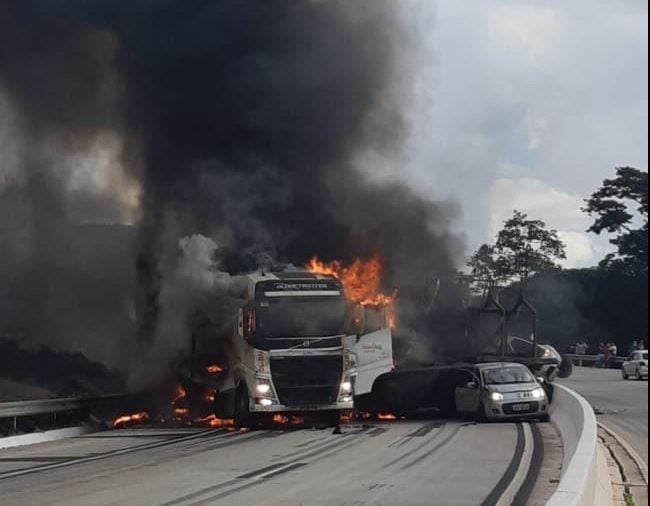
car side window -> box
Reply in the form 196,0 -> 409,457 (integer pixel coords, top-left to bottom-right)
628,353 -> 636,361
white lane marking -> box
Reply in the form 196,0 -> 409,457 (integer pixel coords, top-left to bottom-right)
496,423 -> 534,506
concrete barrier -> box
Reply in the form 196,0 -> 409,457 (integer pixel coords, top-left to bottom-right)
546,384 -> 610,506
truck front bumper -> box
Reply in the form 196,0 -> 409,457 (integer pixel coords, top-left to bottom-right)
251,400 -> 353,413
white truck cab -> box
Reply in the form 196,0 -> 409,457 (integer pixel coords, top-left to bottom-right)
215,271 -> 393,427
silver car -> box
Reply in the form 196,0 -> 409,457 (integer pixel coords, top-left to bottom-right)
455,362 -> 550,422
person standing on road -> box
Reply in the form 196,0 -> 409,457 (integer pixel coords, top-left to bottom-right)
606,342 -> 618,368
574,340 -> 588,366
596,342 -> 607,367
576,341 -> 588,355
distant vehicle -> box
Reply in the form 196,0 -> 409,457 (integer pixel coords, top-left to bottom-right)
455,362 -> 550,422
621,350 -> 648,380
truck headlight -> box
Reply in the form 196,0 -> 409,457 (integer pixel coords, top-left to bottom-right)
256,380 -> 272,395
531,388 -> 545,399
340,381 -> 353,393
490,392 -> 504,401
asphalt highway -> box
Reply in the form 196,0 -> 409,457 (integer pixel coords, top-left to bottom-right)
560,366 -> 648,464
0,418 -> 559,506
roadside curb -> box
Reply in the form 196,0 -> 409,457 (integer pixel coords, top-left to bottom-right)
546,384 -> 601,506
0,425 -> 94,450
598,422 -> 648,485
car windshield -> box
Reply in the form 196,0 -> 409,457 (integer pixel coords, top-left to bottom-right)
643,353 -> 648,360
482,365 -> 536,385
255,297 -> 346,338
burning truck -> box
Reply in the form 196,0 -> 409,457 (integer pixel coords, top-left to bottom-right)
180,260 -> 395,429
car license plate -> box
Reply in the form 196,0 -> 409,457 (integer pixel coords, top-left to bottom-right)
512,403 -> 530,412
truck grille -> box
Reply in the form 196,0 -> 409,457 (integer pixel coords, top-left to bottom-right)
271,355 -> 342,407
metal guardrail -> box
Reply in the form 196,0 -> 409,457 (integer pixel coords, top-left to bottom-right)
0,394 -> 131,433
564,354 -> 624,367
0,396 -> 115,419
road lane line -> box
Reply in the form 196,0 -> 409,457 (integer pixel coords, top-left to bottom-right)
480,423 -> 530,506
511,422 -> 544,505
382,422 -> 450,468
0,428 -> 241,481
174,429 -> 376,506
399,423 -> 463,470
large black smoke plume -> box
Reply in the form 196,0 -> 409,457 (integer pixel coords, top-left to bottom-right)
0,1 -> 464,388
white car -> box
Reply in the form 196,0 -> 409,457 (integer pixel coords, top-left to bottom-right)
622,350 -> 648,380
455,362 -> 550,422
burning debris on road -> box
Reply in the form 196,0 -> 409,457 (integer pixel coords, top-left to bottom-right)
112,412 -> 149,430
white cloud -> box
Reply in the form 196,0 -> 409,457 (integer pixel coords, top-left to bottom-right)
486,3 -> 567,69
393,0 -> 647,267
557,231 -> 596,268
488,177 -> 607,267
488,177 -> 586,234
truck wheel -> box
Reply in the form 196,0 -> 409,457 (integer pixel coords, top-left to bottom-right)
539,413 -> 550,423
234,384 -> 252,429
323,410 -> 341,427
622,369 -> 629,380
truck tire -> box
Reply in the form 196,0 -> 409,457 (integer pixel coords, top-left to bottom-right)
322,410 -> 341,427
234,383 -> 253,430
557,356 -> 573,378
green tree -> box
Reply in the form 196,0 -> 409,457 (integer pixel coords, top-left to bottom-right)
468,210 -> 566,288
583,167 -> 648,273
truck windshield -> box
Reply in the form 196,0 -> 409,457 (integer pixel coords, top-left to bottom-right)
255,297 -> 346,338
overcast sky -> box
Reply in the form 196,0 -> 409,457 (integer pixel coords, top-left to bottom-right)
393,0 -> 648,268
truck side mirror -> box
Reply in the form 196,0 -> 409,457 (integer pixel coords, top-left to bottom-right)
466,381 -> 478,389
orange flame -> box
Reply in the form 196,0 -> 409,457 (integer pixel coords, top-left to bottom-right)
272,414 -> 306,426
194,415 -> 234,428
307,256 -> 397,325
203,389 -> 217,403
174,407 -> 190,418
206,364 -> 223,374
172,385 -> 187,404
113,412 -> 149,429
377,413 -> 397,421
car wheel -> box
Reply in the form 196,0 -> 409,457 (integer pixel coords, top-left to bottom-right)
622,369 -> 629,380
636,368 -> 643,381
